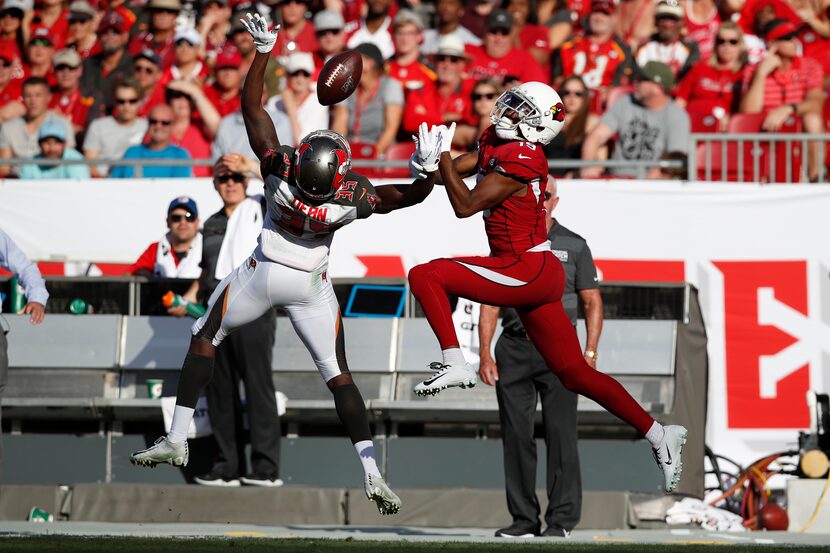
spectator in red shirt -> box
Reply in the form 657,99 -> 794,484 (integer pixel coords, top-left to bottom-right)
49,49 -> 98,141
466,9 -> 547,85
196,0 -> 233,66
80,11 -> 135,107
0,1 -> 26,81
675,21 -> 747,129
388,10 -> 436,96
552,0 -> 635,91
168,89 -> 212,176
133,49 -> 166,117
30,0 -> 68,50
23,28 -> 56,87
273,0 -> 318,59
504,0 -> 551,67
740,18 -> 824,179
65,1 -> 100,60
0,52 -> 24,123
312,9 -> 348,77
129,196 -> 202,278
165,78 -> 222,137
454,77 -> 503,150
685,0 -> 721,61
402,35 -> 473,138
203,47 -> 242,117
129,0 -> 181,69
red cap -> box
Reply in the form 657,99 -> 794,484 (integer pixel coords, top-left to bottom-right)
30,27 -> 53,45
590,0 -> 615,14
99,10 -> 130,33
765,19 -> 799,41
215,47 -> 242,70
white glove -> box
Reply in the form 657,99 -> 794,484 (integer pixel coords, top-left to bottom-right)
240,13 -> 279,54
408,152 -> 428,179
416,122 -> 442,172
436,122 -> 456,153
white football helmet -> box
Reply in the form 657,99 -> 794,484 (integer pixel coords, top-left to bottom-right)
490,81 -> 566,145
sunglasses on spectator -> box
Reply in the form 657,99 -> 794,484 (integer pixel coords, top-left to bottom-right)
115,97 -> 139,105
715,37 -> 740,45
168,212 -> 197,223
175,39 -> 196,47
149,118 -> 172,126
54,64 -> 77,72
436,55 -> 464,63
316,29 -> 340,37
100,27 -> 123,36
214,173 -> 245,184
487,28 -> 511,36
134,64 -> 157,74
289,70 -> 311,77
0,61 -> 9,68
472,92 -> 497,101
151,8 -> 179,14
561,89 -> 587,98
30,38 -> 52,47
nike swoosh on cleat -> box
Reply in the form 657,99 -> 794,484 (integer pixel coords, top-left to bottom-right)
421,374 -> 444,386
665,445 -> 673,465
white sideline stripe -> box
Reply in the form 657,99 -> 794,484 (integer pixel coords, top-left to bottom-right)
452,261 -> 527,287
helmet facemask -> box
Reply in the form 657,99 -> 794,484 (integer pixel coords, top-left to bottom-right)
490,89 -> 544,142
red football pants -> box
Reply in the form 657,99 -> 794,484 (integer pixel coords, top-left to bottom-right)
408,250 -> 654,436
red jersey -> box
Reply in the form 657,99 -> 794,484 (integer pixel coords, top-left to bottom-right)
675,63 -> 743,113
555,36 -> 629,89
171,124 -> 211,177
203,84 -> 241,117
387,59 -> 436,93
49,88 -> 95,128
0,79 -> 22,109
684,4 -> 720,60
401,79 -> 475,134
477,126 -> 549,258
466,45 -> 547,85
520,24 -> 550,51
30,11 -> 69,50
273,22 -> 319,58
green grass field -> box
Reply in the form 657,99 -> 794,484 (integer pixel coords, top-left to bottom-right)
1,537 -> 829,553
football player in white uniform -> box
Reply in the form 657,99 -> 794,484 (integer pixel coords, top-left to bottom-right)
131,13 -> 443,516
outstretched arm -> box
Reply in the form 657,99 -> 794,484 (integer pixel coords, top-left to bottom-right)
240,13 -> 280,159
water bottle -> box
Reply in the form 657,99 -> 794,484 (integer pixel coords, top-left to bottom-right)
9,277 -> 25,313
68,298 -> 93,314
162,291 -> 206,319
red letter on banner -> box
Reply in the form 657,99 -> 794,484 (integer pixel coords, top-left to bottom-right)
714,261 -> 810,429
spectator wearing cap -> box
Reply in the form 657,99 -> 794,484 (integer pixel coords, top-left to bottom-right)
112,103 -> 192,178
49,48 -> 98,140
346,0 -> 396,60
228,13 -> 283,97
402,35 -> 475,138
29,0 -> 68,50
0,52 -> 24,123
274,0 -> 318,59
0,76 -> 75,177
196,0 -> 232,65
133,49 -> 166,117
582,61 -> 690,179
163,27 -> 210,86
129,0 -> 183,69
168,87 -> 212,177
466,10 -> 546,86
129,196 -> 202,278
740,18 -> 824,180
636,0 -> 700,80
83,78 -> 148,177
19,119 -> 89,179
203,47 -> 242,117
312,10 -> 347,78
267,52 -> 328,143
616,0 -> 658,52
23,28 -> 56,87
503,0 -> 551,68
421,0 -> 482,55
552,0 -> 634,91
66,1 -> 100,60
332,42 -> 403,156
388,10 -> 436,97
81,11 -> 135,107
0,0 -> 26,75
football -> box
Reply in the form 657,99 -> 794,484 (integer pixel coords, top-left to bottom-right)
316,50 -> 362,106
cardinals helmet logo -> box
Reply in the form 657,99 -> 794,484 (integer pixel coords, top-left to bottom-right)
550,102 -> 565,122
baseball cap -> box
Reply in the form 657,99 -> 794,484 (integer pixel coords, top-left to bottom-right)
655,0 -> 683,19
99,11 -> 130,33
354,42 -> 384,69
174,27 -> 202,46
313,9 -> 344,32
53,48 -> 82,68
29,27 -> 53,46
68,0 -> 96,21
38,119 -> 68,142
393,8 -> 423,30
215,46 -> 243,69
285,51 -> 314,74
590,0 -> 616,14
637,61 -> 675,92
434,35 -> 467,59
0,0 -> 30,14
486,9 -> 513,31
147,0 -> 183,10
168,196 -> 198,217
135,48 -> 162,66
764,18 -> 800,42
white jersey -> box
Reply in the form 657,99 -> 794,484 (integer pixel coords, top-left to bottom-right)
258,145 -> 379,272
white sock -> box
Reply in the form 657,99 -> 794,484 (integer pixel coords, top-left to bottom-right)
645,421 -> 665,447
441,347 -> 467,368
354,440 -> 381,478
166,405 -> 194,444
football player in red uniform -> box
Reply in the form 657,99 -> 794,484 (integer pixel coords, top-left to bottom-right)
130,13 -> 442,516
409,81 -> 688,493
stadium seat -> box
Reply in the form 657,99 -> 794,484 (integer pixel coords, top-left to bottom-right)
381,141 -> 416,178
350,142 -> 382,178
686,102 -> 722,133
606,85 -> 635,111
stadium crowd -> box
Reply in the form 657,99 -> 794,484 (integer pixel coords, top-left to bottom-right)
0,0 -> 828,180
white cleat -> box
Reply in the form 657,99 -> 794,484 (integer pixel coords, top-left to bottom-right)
652,425 -> 688,493
364,473 -> 401,516
130,436 -> 189,468
413,361 -> 477,397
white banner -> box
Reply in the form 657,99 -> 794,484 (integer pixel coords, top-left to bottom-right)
2,178 -> 829,466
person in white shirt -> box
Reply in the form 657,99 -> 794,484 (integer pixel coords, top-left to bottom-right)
346,0 -> 395,59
